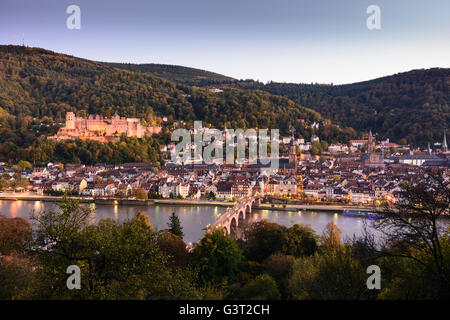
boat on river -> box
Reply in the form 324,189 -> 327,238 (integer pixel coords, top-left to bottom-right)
343,209 -> 382,219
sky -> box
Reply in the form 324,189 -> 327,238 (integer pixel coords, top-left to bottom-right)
1,0 -> 449,84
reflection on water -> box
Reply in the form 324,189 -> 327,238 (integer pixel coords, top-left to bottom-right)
247,209 -> 372,241
0,200 -> 374,243
113,204 -> 118,219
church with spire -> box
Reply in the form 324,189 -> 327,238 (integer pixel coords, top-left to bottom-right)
362,130 -> 385,168
288,126 -> 298,170
277,124 -> 298,176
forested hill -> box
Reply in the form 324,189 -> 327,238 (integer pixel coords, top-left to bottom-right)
0,45 -> 325,130
104,62 -> 234,86
2,44 -> 443,164
102,59 -> 449,146
222,69 -> 450,146
0,45 -> 355,164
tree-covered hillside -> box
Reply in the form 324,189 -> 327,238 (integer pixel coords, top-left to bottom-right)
0,45 -> 355,164
222,70 -> 449,146
117,60 -> 449,146
105,62 -> 234,87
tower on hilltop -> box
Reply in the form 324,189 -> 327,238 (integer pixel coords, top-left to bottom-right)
66,112 -> 75,129
443,131 -> 448,153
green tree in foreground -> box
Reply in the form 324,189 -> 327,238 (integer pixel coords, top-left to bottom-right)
289,245 -> 368,300
261,253 -> 295,299
285,224 -> 319,257
243,221 -> 288,263
158,232 -> 189,268
191,229 -> 245,285
168,211 -> 184,239
243,221 -> 319,262
31,199 -> 199,299
238,274 -> 281,300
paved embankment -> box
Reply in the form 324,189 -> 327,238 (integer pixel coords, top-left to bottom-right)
0,193 -> 376,212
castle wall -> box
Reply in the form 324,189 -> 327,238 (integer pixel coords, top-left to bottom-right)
54,113 -> 162,142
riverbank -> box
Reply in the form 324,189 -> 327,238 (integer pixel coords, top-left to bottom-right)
0,199 -> 380,244
255,203 -> 375,212
0,194 -> 94,203
0,193 -> 236,206
0,192 -> 377,212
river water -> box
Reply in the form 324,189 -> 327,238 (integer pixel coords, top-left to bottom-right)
0,200 -> 374,244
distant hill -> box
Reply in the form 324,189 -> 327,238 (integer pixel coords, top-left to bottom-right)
0,45 -> 350,164
209,69 -> 449,146
266,69 -> 449,146
0,45 -> 323,130
2,44 -> 444,164
103,60 -> 450,146
104,62 -> 234,86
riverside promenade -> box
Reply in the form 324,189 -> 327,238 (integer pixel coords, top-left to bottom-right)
0,192 -> 376,212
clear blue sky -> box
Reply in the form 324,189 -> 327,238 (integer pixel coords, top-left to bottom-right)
1,0 -> 449,84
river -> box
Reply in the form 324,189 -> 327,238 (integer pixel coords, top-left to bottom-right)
0,200 -> 375,244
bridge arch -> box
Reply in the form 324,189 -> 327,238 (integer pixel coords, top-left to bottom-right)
229,217 -> 237,236
238,210 -> 245,223
208,196 -> 260,237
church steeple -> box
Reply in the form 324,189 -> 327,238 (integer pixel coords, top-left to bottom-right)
288,124 -> 297,170
367,130 -> 374,153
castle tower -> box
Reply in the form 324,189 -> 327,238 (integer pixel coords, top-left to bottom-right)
443,131 -> 448,153
66,112 -> 75,130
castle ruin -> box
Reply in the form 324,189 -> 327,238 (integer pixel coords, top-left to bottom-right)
50,112 -> 162,142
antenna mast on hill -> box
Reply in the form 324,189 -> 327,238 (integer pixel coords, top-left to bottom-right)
22,34 -> 25,46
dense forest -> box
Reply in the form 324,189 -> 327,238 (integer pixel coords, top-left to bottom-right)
112,60 -> 449,147
1,45 -> 446,165
0,45 -> 358,164
0,45 -> 322,128
236,69 -> 449,146
105,62 -> 234,87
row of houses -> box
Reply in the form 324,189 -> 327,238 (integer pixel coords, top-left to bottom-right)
11,148 -> 450,204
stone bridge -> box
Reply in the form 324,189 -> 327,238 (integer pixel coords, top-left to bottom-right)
207,196 -> 261,236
